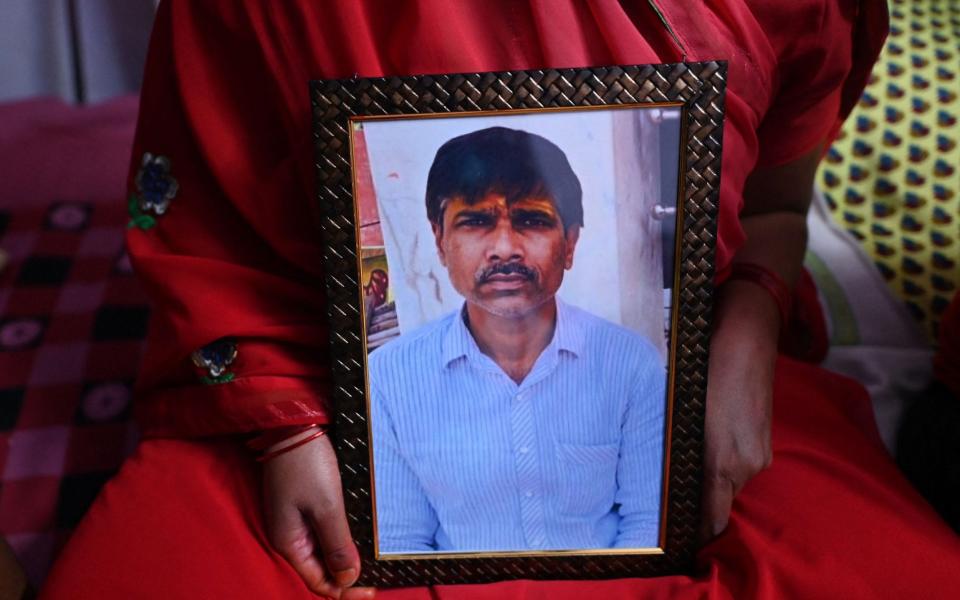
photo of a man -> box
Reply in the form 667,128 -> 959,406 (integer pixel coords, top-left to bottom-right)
367,125 -> 667,554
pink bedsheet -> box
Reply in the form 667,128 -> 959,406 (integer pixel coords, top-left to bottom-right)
0,95 -> 145,587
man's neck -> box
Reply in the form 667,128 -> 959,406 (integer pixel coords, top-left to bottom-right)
464,299 -> 557,384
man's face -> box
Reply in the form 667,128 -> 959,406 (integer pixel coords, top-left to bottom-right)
433,192 -> 580,319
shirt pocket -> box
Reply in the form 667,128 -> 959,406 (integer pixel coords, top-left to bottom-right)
556,442 -> 620,517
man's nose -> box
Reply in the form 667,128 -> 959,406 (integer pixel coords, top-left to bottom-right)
486,220 -> 523,262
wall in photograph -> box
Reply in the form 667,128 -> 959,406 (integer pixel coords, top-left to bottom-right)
357,107 -> 680,358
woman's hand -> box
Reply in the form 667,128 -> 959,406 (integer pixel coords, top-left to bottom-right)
262,430 -> 375,599
700,145 -> 822,542
700,279 -> 780,541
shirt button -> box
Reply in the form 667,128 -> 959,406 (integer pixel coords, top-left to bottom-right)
524,491 -> 534,498
519,446 -> 530,454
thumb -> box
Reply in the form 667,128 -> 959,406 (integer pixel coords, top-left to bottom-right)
306,509 -> 376,600
308,507 -> 361,588
266,497 -> 338,597
304,462 -> 361,588
700,471 -> 735,543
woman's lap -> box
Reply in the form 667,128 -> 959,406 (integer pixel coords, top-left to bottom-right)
40,357 -> 960,599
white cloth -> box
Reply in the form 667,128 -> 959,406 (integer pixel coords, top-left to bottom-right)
805,187 -> 933,453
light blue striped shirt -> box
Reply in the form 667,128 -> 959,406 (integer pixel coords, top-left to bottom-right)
369,298 -> 666,553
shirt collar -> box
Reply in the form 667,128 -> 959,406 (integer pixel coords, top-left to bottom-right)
440,297 -> 585,368
441,306 -> 475,367
553,297 -> 585,357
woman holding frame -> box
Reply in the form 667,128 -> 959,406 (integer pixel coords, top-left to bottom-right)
43,1 -> 960,598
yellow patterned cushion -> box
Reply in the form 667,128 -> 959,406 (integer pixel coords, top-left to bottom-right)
818,0 -> 960,341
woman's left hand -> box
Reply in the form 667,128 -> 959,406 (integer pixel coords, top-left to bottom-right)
700,278 -> 780,542
699,144 -> 823,542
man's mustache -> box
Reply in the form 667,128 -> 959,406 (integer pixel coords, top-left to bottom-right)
475,262 -> 537,284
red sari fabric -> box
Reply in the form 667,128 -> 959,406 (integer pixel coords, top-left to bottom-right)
41,0 -> 960,598
41,359 -> 960,598
124,0 -> 881,437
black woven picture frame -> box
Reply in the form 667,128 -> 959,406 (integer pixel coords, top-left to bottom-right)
310,62 -> 725,585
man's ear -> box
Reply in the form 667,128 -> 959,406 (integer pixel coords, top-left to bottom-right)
431,222 -> 447,267
563,225 -> 580,270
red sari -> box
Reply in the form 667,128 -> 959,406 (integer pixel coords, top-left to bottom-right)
41,1 -> 960,598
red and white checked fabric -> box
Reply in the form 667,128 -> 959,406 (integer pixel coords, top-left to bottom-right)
0,96 -> 145,587
0,201 -> 148,585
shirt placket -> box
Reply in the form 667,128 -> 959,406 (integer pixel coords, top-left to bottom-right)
510,383 -> 548,549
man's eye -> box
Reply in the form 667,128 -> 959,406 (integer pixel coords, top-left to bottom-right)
516,216 -> 553,228
455,216 -> 491,227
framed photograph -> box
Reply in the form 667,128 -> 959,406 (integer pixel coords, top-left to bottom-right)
311,63 -> 725,586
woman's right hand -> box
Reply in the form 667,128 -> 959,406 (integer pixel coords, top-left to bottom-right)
262,430 -> 375,599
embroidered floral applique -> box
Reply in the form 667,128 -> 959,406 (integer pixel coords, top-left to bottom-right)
191,337 -> 238,385
128,153 -> 179,230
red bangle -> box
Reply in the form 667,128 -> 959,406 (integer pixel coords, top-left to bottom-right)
256,427 -> 328,462
726,262 -> 793,328
246,424 -> 320,453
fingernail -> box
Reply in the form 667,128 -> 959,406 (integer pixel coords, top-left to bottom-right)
334,568 -> 357,587
712,520 -> 727,537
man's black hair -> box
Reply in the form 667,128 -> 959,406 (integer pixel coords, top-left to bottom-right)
425,126 -> 583,230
